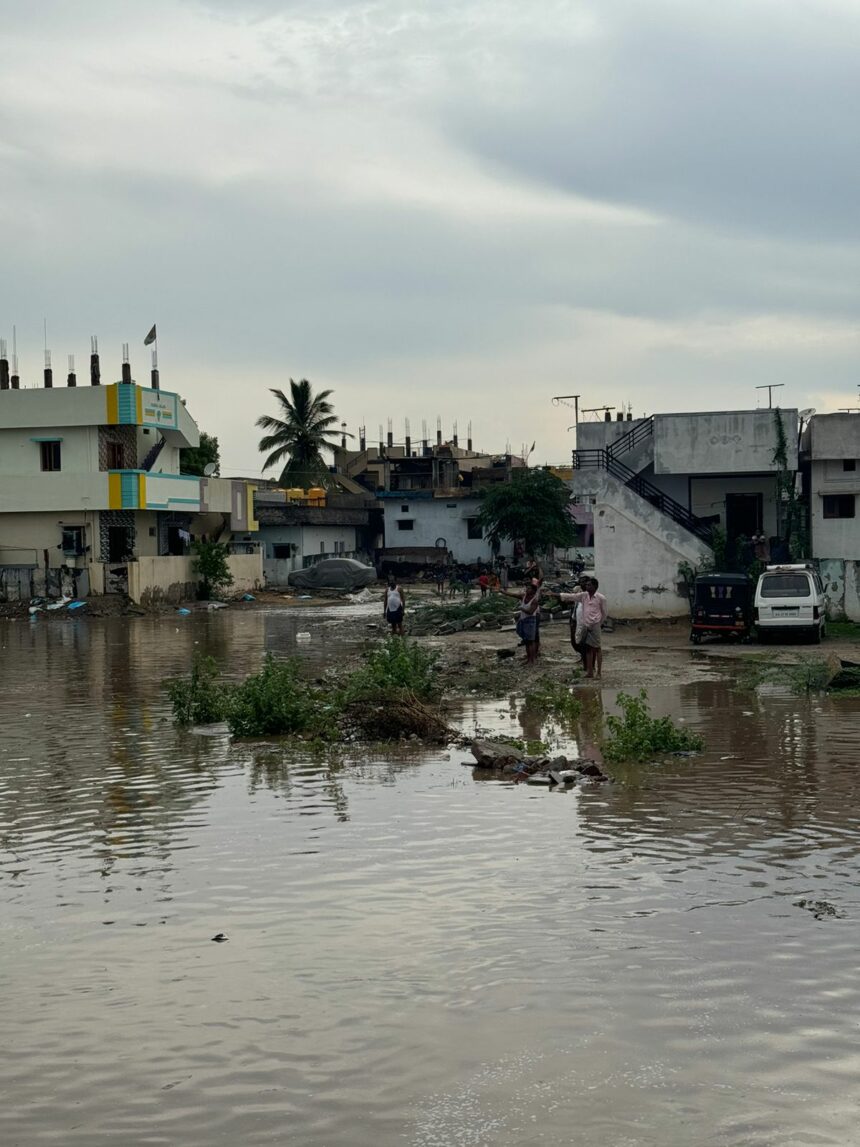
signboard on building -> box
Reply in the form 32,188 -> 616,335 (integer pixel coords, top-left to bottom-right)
140,390 -> 178,430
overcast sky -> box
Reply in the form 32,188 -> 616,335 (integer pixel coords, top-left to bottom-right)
1,0 -> 859,473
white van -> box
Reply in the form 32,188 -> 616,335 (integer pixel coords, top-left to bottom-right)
754,564 -> 827,643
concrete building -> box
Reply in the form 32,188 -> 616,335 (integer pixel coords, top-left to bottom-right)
332,427 -> 523,565
571,408 -> 798,617
254,485 -> 380,584
804,411 -> 860,619
0,366 -> 260,602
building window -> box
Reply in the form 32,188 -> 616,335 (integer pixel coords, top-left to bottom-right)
823,494 -> 856,519
106,442 -> 125,469
273,543 -> 293,559
61,526 -> 85,556
401,504 -> 409,512
466,517 -> 483,539
320,541 -> 326,553
40,441 -> 61,471
844,460 -> 856,472
397,519 -> 414,531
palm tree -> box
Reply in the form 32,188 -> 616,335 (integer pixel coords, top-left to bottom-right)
256,379 -> 343,487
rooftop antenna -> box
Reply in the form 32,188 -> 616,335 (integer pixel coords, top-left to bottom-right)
553,393 -> 581,427
581,405 -> 615,421
67,353 -> 77,388
755,383 -> 784,409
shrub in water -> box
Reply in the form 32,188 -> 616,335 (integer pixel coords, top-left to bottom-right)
603,690 -> 704,763
522,678 -> 582,721
228,654 -> 326,738
165,654 -> 232,726
344,637 -> 440,701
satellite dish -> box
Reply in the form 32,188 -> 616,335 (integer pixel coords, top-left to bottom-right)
203,462 -> 218,477
799,408 -> 816,419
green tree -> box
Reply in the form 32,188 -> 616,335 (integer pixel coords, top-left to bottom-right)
192,539 -> 234,600
475,468 -> 577,555
181,431 -> 220,476
256,379 -> 343,487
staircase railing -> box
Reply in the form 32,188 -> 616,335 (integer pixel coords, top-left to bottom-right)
141,436 -> 166,472
606,415 -> 654,461
572,448 -> 712,544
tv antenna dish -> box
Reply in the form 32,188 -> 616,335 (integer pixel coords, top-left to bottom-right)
203,462 -> 218,477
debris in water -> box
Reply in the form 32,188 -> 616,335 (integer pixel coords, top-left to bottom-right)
211,932 -> 229,942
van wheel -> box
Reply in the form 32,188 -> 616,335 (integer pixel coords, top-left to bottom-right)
811,625 -> 822,645
691,633 -> 701,645
757,630 -> 769,644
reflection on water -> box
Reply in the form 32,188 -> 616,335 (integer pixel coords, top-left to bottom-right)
2,613 -> 860,1146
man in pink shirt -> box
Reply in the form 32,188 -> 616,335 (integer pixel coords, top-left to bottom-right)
557,577 -> 607,679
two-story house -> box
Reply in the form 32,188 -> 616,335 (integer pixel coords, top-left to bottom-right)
571,408 -> 799,616
0,379 -> 259,601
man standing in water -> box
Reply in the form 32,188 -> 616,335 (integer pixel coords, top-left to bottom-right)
383,576 -> 406,635
557,577 -> 607,678
569,572 -> 591,673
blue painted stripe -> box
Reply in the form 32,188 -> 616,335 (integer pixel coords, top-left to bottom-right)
120,472 -> 138,508
117,384 -> 137,424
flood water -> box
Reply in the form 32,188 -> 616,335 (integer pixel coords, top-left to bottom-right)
2,609 -> 860,1146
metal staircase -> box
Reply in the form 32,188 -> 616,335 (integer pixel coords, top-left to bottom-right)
141,435 -> 166,472
573,418 -> 712,545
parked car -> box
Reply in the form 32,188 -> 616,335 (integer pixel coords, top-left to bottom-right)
287,558 -> 378,591
690,572 -> 754,644
754,564 -> 827,643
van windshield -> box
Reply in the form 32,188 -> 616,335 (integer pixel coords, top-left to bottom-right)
760,574 -> 811,598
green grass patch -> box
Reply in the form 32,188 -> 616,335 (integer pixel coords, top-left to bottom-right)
603,690 -> 704,763
341,636 -> 440,702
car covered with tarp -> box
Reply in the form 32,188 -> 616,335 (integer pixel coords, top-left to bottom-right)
287,558 -> 378,591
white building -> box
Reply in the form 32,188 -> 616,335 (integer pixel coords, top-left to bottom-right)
805,411 -> 860,619
0,379 -> 260,602
571,408 -> 798,617
380,493 -> 513,565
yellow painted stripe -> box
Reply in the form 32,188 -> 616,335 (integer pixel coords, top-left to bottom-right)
135,386 -> 143,424
138,473 -> 146,509
106,384 -> 119,425
108,472 -> 122,509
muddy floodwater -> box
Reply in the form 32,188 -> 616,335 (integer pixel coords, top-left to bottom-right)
2,608 -> 860,1146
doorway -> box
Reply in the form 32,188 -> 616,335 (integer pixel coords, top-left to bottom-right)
107,526 -> 132,563
725,493 -> 763,542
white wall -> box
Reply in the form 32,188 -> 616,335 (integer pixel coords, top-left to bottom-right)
570,470 -> 711,617
382,498 -> 513,562
810,460 -> 860,559
127,552 -> 263,605
0,472 -> 110,513
654,409 -> 797,475
0,425 -> 99,477
808,413 -> 860,460
258,524 -> 360,560
690,475 -> 780,535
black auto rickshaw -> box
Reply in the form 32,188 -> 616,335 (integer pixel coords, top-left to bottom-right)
690,572 -> 754,644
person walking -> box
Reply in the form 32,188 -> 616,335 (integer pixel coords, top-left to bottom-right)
383,576 -> 406,635
498,558 -> 509,591
478,570 -> 490,597
557,577 -> 607,679
435,562 -> 447,599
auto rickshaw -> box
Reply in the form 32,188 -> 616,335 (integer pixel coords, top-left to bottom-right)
690,572 -> 754,644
